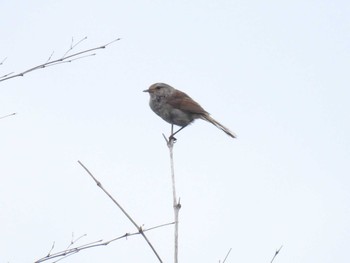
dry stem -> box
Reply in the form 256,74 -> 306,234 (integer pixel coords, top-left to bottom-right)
220,248 -> 232,263
0,38 -> 120,83
35,222 -> 173,263
270,245 -> 283,263
163,134 -> 181,263
77,160 -> 163,263
0,112 -> 16,120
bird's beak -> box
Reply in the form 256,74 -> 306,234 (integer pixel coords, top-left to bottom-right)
143,89 -> 149,93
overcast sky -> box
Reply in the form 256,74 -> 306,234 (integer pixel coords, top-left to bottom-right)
1,1 -> 350,262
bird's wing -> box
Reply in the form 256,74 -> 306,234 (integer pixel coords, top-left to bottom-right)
167,90 -> 208,115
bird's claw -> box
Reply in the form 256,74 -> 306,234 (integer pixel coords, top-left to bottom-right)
169,135 -> 177,144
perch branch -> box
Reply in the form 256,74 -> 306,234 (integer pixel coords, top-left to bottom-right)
163,133 -> 181,263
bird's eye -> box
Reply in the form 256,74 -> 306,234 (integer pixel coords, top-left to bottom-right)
156,86 -> 161,90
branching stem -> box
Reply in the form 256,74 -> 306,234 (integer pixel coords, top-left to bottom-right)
0,38 -> 120,83
77,160 -> 163,263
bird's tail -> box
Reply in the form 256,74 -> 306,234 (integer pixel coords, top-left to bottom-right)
202,115 -> 237,138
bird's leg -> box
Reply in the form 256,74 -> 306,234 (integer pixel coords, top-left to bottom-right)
169,124 -> 176,142
169,125 -> 187,142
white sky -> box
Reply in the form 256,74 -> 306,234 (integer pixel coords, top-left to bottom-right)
1,1 -> 350,262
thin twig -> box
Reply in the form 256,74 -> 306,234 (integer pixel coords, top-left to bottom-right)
46,242 -> 55,257
145,221 -> 175,232
0,38 -> 120,83
66,233 -> 87,251
0,57 -> 7,65
0,112 -> 16,120
222,248 -> 232,263
270,245 -> 283,263
35,222 -> 173,263
77,160 -> 163,263
46,51 -> 55,63
0,72 -> 14,79
62,36 -> 88,58
43,53 -> 96,68
165,135 -> 180,263
71,37 -> 88,50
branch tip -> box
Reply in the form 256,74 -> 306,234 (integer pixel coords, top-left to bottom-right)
1,57 -> 8,65
270,245 -> 283,263
1,37 -> 120,83
0,112 -> 17,120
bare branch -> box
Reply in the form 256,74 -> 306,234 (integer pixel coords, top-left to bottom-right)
46,51 -> 55,63
0,38 -> 121,83
144,221 -> 175,232
35,222 -> 173,263
164,130 -> 180,263
0,57 -> 7,65
222,248 -> 232,263
62,36 -> 88,58
72,36 -> 88,50
65,233 -> 87,251
46,242 -> 55,258
0,72 -> 14,79
43,53 -> 96,69
0,112 -> 16,120
270,245 -> 283,263
77,160 -> 163,263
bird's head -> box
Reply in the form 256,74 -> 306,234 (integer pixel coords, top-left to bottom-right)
143,83 -> 174,97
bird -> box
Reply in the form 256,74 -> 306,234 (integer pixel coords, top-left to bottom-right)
143,83 -> 236,138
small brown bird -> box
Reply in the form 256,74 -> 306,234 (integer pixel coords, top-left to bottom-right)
143,83 -> 236,138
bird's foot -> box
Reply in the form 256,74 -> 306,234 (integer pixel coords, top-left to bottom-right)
169,134 -> 177,144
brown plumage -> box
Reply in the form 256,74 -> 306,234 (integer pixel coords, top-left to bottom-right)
144,83 -> 236,138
